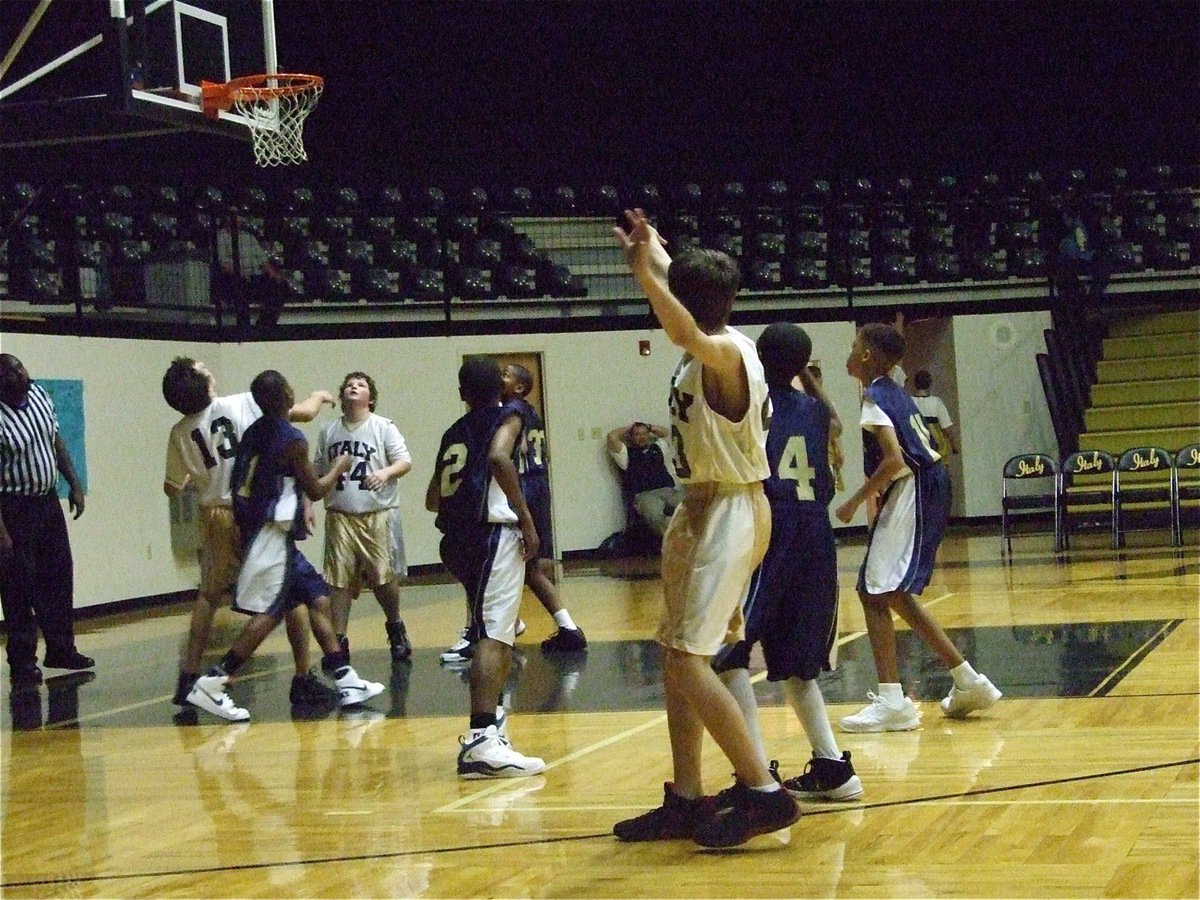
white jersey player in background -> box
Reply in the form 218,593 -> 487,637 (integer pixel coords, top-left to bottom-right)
162,357 -> 337,709
314,371 -> 414,663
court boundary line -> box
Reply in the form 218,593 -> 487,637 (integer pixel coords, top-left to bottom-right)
3,757 -> 1195,890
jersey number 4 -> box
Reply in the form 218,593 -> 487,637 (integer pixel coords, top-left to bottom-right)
777,435 -> 816,501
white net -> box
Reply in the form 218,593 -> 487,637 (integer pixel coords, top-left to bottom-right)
230,76 -> 323,167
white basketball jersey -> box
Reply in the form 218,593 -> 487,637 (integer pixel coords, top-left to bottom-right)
668,327 -> 770,485
315,413 -> 411,514
164,392 -> 261,508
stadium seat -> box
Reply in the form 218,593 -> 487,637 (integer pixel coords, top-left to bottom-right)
1001,453 -> 1061,556
361,215 -> 397,242
873,225 -> 912,255
361,267 -> 401,302
785,257 -> 828,289
496,262 -> 540,298
830,256 -> 872,287
413,186 -> 447,216
791,229 -> 827,259
449,264 -> 494,300
1010,246 -> 1047,277
239,187 -> 270,216
283,187 -> 313,214
375,238 -> 418,269
1172,443 -> 1200,545
462,186 -> 490,216
505,186 -> 534,215
537,262 -> 585,298
1107,242 -> 1145,273
759,180 -> 789,208
407,266 -> 446,302
373,186 -> 406,215
743,258 -> 781,290
747,231 -> 786,261
1114,446 -> 1174,547
443,214 -> 478,243
308,267 -> 353,302
673,182 -> 704,214
1059,449 -> 1117,550
916,251 -> 961,283
551,185 -> 577,215
874,253 -> 915,285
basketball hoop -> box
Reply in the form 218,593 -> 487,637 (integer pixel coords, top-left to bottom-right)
201,74 -> 323,167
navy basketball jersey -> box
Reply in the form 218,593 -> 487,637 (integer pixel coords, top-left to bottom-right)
231,416 -> 305,544
765,386 -> 834,512
509,398 -> 548,480
861,376 -> 942,475
433,404 -> 521,533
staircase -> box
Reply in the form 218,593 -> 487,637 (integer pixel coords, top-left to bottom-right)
1079,307 -> 1200,455
511,217 -> 636,300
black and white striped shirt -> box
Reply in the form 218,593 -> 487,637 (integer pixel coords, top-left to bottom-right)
0,383 -> 60,495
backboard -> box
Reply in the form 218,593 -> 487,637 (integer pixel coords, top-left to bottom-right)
0,0 -> 283,150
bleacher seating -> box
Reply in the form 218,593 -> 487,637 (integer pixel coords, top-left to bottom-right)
1,168 -> 1197,315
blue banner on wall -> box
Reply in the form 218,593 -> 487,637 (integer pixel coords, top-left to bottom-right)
40,379 -> 87,498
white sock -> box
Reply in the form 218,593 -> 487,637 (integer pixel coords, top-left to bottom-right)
718,668 -> 767,764
750,781 -> 781,793
878,682 -> 905,705
950,661 -> 980,690
783,677 -> 841,760
553,609 -> 577,630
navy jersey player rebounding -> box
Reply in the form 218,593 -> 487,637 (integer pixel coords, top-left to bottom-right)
836,323 -> 1000,734
427,357 -> 545,778
713,323 -> 863,802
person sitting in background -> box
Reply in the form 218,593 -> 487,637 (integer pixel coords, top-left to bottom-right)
606,422 -> 683,537
214,208 -> 292,331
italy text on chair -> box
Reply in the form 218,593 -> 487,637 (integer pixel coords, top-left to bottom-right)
1115,447 -> 1173,548
1172,443 -> 1200,546
1001,453 -> 1061,556
1059,449 -> 1117,550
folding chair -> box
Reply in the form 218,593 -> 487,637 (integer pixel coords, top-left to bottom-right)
1001,453 -> 1061,556
1172,443 -> 1200,546
1059,450 -> 1117,550
1114,447 -> 1173,548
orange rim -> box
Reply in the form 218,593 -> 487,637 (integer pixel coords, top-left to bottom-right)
201,73 -> 323,118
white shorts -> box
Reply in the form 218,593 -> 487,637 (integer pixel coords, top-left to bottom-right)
658,481 -> 771,657
440,523 -> 525,647
859,468 -> 949,596
236,524 -> 289,615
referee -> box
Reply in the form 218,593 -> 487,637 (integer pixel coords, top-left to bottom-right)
0,353 -> 93,688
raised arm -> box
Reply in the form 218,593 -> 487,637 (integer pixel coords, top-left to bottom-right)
799,366 -> 843,440
288,390 -> 336,423
614,209 -> 744,378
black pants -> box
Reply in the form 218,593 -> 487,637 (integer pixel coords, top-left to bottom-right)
0,493 -> 78,668
214,273 -> 287,330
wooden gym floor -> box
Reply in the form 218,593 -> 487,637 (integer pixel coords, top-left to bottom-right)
1,526 -> 1197,899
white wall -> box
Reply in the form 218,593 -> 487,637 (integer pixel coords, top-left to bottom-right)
951,311 -> 1057,517
9,312 -> 1055,610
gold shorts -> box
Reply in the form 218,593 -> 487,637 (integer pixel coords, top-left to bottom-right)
198,505 -> 241,601
658,481 -> 771,657
324,508 -> 394,594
